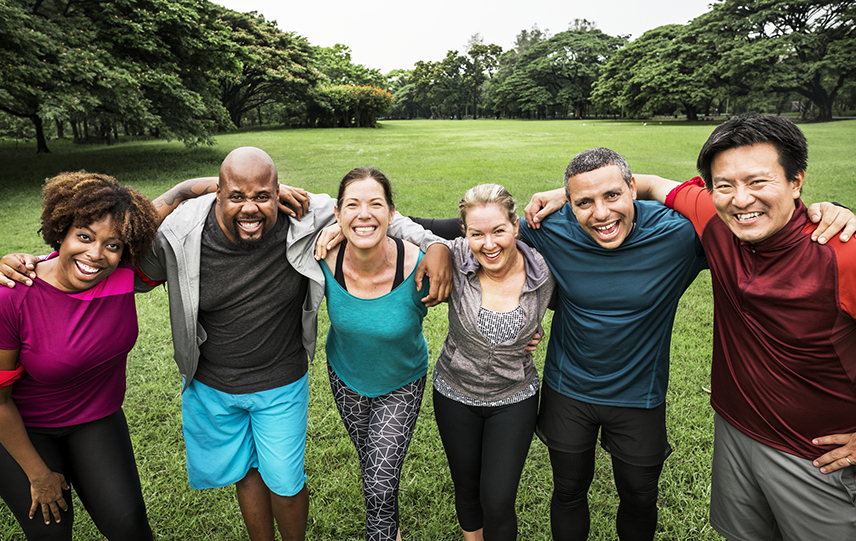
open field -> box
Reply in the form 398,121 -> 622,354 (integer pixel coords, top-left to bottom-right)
1,118 -> 855,540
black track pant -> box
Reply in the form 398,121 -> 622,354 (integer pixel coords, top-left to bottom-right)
548,446 -> 662,541
433,389 -> 538,541
0,409 -> 152,541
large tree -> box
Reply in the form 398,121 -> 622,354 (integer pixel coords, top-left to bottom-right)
315,43 -> 385,87
464,43 -> 502,119
592,22 -> 720,120
217,8 -> 320,128
495,28 -> 625,119
705,0 -> 856,121
1,0 -> 237,153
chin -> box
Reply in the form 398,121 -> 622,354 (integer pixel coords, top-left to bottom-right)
235,236 -> 264,251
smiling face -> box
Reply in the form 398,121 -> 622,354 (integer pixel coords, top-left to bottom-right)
215,167 -> 278,249
566,165 -> 637,249
465,203 -> 520,274
53,215 -> 124,292
710,143 -> 804,244
335,177 -> 395,250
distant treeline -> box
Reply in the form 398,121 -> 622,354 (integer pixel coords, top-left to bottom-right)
2,0 -> 854,153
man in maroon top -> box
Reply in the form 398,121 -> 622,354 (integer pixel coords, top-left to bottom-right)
636,115 -> 856,540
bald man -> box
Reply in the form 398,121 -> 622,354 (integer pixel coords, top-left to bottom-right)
135,148 -> 449,541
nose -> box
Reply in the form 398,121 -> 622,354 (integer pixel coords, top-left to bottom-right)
593,200 -> 610,221
483,234 -> 496,248
358,204 -> 370,219
241,199 -> 260,213
732,185 -> 754,208
86,243 -> 106,261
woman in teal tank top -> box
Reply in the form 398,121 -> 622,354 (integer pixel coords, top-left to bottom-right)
319,167 -> 429,541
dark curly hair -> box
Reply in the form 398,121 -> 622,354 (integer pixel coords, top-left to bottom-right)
40,171 -> 159,266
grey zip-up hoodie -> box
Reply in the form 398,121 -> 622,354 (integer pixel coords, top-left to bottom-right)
434,238 -> 556,402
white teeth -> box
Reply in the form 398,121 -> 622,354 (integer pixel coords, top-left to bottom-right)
484,250 -> 501,258
595,222 -> 617,232
736,212 -> 762,220
238,220 -> 261,230
354,226 -> 375,233
77,262 -> 99,275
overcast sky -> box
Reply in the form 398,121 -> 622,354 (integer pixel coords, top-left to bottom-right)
216,0 -> 716,73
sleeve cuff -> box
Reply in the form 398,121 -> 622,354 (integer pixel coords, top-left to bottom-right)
665,177 -> 705,209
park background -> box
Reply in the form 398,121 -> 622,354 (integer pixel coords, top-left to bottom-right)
2,0 -> 856,539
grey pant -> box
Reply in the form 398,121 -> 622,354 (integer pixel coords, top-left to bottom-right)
710,414 -> 856,541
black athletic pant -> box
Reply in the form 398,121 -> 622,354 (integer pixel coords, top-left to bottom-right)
433,389 -> 538,541
548,446 -> 662,541
0,409 -> 153,541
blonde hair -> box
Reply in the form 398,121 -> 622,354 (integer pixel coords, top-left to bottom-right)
459,183 -> 518,228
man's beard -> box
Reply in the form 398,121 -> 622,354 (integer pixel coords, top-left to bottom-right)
230,218 -> 267,251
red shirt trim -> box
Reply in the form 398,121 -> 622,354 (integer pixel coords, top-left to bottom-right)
135,266 -> 165,287
0,363 -> 25,389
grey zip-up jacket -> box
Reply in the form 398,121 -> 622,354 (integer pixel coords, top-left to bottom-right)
135,192 -> 440,392
434,238 -> 555,402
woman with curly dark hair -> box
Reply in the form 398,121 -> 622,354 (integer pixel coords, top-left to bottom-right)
0,171 -> 158,540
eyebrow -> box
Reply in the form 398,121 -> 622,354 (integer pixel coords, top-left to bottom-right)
77,225 -> 123,242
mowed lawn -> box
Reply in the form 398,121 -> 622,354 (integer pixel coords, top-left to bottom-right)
1,118 -> 854,540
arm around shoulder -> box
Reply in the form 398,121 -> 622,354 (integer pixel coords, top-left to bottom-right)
633,175 -> 680,204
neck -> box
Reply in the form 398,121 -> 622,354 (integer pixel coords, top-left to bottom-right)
479,248 -> 523,283
344,236 -> 394,277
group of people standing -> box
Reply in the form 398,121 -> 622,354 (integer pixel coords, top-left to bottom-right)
0,114 -> 854,541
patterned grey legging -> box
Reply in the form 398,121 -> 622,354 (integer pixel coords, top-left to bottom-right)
328,364 -> 426,541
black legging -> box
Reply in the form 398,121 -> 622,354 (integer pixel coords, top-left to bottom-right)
0,409 -> 152,541
433,388 -> 538,541
548,446 -> 662,541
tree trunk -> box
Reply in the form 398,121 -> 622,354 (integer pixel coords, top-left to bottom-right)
32,115 -> 50,153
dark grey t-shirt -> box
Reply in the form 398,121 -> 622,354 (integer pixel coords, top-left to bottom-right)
194,206 -> 308,394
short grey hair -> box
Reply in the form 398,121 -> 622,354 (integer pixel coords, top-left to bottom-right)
564,148 -> 632,198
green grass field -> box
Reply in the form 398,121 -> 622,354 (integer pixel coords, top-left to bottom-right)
1,118 -> 854,540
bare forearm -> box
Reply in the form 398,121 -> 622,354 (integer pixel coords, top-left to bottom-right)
634,174 -> 680,204
152,177 -> 218,224
0,398 -> 51,481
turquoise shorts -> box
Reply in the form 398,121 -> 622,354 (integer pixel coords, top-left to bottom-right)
181,374 -> 308,496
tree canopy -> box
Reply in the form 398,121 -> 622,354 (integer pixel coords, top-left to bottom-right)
4,0 -> 856,153
1,0 -> 240,152
705,0 -> 856,121
217,8 -> 320,128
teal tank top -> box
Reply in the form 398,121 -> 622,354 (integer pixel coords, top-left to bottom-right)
321,250 -> 429,397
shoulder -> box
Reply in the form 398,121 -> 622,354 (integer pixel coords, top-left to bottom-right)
0,279 -> 40,335
160,194 -> 215,236
824,237 -> 856,318
323,243 -> 341,269
524,244 -> 550,274
399,239 -> 421,278
520,204 -> 578,244
0,281 -> 29,307
635,201 -> 696,237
